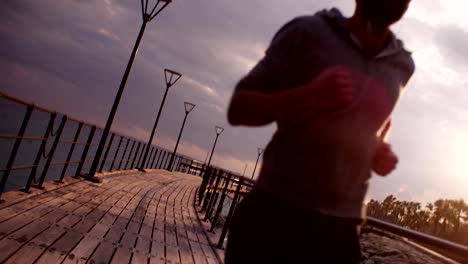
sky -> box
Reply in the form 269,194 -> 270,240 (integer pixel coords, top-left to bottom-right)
0,0 -> 467,204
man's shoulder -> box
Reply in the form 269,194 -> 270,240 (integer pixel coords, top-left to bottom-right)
282,12 -> 328,31
273,12 -> 330,43
391,38 -> 416,82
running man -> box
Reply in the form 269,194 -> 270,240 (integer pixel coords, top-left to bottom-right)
226,0 -> 414,263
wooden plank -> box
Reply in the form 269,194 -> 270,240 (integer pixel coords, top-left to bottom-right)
62,235 -> 101,264
114,209 -> 134,229
111,246 -> 132,264
64,221 -> 111,263
3,195 -> 56,217
100,205 -> 123,226
59,200 -> 83,213
71,218 -> 96,235
72,204 -> 95,217
165,228 -> 180,264
35,230 -> 83,264
189,240 -> 208,264
0,237 -> 25,262
178,235 -> 194,264
7,219 -> 50,243
87,204 -> 112,222
4,226 -> 66,264
88,240 -> 116,264
200,244 -> 218,264
127,219 -> 142,235
131,252 -> 149,264
139,223 -> 153,240
0,207 -> 21,224
0,214 -> 34,238
135,234 -> 151,252
119,231 -> 137,250
104,226 -> 124,244
181,186 -> 209,264
150,240 -> 165,264
56,214 -> 82,229
166,245 -> 181,264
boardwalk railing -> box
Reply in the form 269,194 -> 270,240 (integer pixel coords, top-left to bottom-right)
366,217 -> 468,263
0,92 -> 196,203
197,167 -> 255,249
198,167 -> 468,263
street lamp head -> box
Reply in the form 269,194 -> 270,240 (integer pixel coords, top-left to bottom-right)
164,68 -> 182,88
184,102 -> 195,113
215,126 -> 224,135
141,0 -> 173,22
257,148 -> 264,155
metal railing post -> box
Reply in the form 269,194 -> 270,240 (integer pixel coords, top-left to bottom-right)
145,147 -> 154,169
109,136 -> 123,171
37,115 -> 68,188
0,105 -> 34,202
210,173 -> 232,232
161,151 -> 168,169
24,112 -> 57,193
125,140 -> 136,169
202,168 -> 216,210
118,138 -> 130,170
217,177 -> 243,249
164,151 -> 171,169
151,149 -> 159,169
131,142 -> 141,168
189,159 -> 194,175
57,122 -> 83,183
136,143 -> 145,168
156,151 -> 164,169
198,166 -> 213,206
99,133 -> 115,172
75,126 -> 96,177
205,169 -> 223,221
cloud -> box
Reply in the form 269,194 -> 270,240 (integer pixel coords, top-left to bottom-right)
435,24 -> 468,70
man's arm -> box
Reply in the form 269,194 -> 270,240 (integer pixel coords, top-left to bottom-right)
372,119 -> 399,176
228,66 -> 354,127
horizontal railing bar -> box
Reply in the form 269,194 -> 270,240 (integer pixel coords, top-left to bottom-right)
58,140 -> 84,145
366,217 -> 468,262
0,92 -> 55,114
0,165 -> 37,172
0,135 -> 47,141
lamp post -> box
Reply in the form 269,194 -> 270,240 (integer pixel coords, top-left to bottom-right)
138,69 -> 182,171
206,126 -> 224,168
166,102 -> 195,171
88,0 -> 174,181
252,147 -> 264,179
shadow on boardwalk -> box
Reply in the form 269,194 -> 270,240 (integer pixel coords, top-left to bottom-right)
0,170 -> 219,264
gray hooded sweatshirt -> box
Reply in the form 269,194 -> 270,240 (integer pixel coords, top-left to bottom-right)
234,8 -> 415,219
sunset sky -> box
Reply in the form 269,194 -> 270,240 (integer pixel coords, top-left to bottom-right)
1,0 -> 467,204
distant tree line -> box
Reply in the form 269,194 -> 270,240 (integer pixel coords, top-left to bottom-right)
366,195 -> 468,245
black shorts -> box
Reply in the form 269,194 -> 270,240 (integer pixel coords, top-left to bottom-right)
225,188 -> 362,264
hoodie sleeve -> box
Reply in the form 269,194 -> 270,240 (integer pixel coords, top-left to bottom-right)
234,17 -> 310,95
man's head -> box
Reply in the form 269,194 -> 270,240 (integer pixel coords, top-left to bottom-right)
357,0 -> 411,29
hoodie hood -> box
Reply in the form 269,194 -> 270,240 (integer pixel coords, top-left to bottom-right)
316,8 -> 410,59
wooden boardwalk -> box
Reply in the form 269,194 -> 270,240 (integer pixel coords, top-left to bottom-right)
0,170 -> 220,264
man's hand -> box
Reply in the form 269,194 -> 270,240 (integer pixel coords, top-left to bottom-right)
372,142 -> 398,176
309,65 -> 355,110
283,66 -> 355,125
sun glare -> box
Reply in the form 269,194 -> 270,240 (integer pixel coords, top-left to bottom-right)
447,133 -> 468,185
